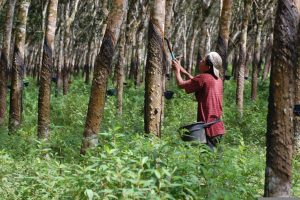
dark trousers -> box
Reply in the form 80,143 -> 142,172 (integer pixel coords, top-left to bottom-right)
207,135 -> 223,151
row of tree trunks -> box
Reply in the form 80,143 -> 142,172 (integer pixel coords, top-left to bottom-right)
81,0 -> 127,154
0,0 -> 17,125
37,0 -> 58,139
251,0 -> 273,101
63,0 -> 80,95
264,0 -> 300,197
9,0 -> 30,132
144,0 -> 165,137
235,0 -> 252,116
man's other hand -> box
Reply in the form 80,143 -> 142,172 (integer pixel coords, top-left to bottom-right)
172,60 -> 181,74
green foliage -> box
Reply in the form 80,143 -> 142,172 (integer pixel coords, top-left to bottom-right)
0,78 -> 299,199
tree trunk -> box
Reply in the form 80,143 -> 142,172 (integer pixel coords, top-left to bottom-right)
136,27 -> 144,86
144,0 -> 165,137
164,0 -> 173,76
262,8 -> 275,81
116,12 -> 127,116
251,21 -> 262,101
36,0 -> 49,86
235,0 -> 252,116
63,0 -> 80,95
37,0 -> 58,139
81,0 -> 126,154
56,21 -> 64,95
187,29 -> 197,74
264,0 -> 300,197
9,0 -> 30,132
294,8 -> 300,153
0,0 -> 16,125
216,0 -> 233,79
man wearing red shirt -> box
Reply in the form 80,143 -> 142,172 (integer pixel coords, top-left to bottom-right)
172,52 -> 225,148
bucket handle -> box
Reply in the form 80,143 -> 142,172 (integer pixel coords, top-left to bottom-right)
203,119 -> 221,127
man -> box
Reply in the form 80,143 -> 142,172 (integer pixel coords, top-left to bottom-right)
172,52 -> 225,148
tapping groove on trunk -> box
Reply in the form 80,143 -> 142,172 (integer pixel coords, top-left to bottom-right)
144,19 -> 164,136
9,47 -> 24,131
99,31 -> 116,74
38,41 -> 53,139
0,55 -> 8,124
264,0 -> 299,197
81,0 -> 126,154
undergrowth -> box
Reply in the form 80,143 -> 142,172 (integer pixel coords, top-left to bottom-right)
0,77 -> 299,199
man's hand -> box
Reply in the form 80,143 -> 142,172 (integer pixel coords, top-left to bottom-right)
172,60 -> 193,79
171,60 -> 181,74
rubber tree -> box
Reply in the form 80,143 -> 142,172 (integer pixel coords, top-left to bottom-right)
0,0 -> 17,125
115,6 -> 128,116
9,0 -> 30,132
37,0 -> 58,139
216,0 -> 233,79
135,0 -> 148,87
164,0 -> 173,75
264,0 -> 300,197
36,1 -> 49,85
81,0 -> 127,154
294,3 -> 300,153
235,0 -> 252,116
144,0 -> 165,137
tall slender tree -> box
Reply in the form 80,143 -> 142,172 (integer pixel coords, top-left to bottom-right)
0,0 -> 17,125
251,10 -> 263,101
295,4 -> 300,153
264,0 -> 300,197
144,0 -> 166,137
115,7 -> 128,116
9,0 -> 30,131
37,0 -> 58,139
235,0 -> 252,116
216,0 -> 233,79
81,0 -> 127,154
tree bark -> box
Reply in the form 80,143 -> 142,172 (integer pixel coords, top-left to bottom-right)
56,17 -> 64,95
251,21 -> 262,101
293,1 -> 300,154
0,0 -> 17,125
216,0 -> 233,79
164,0 -> 173,76
264,0 -> 300,197
144,0 -> 165,137
36,1 -> 49,86
9,0 -> 30,132
81,0 -> 127,154
63,0 -> 80,95
37,0 -> 58,139
116,9 -> 128,116
235,0 -> 252,116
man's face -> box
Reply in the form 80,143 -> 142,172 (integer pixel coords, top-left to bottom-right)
198,57 -> 210,73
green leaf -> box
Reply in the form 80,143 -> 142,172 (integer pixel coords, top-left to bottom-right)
85,189 -> 94,200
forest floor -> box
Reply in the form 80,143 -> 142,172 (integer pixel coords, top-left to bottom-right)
0,77 -> 299,199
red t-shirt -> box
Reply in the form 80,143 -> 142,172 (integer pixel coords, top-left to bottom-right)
181,73 -> 225,138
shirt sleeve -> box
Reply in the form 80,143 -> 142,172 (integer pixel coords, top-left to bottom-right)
181,77 -> 202,94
